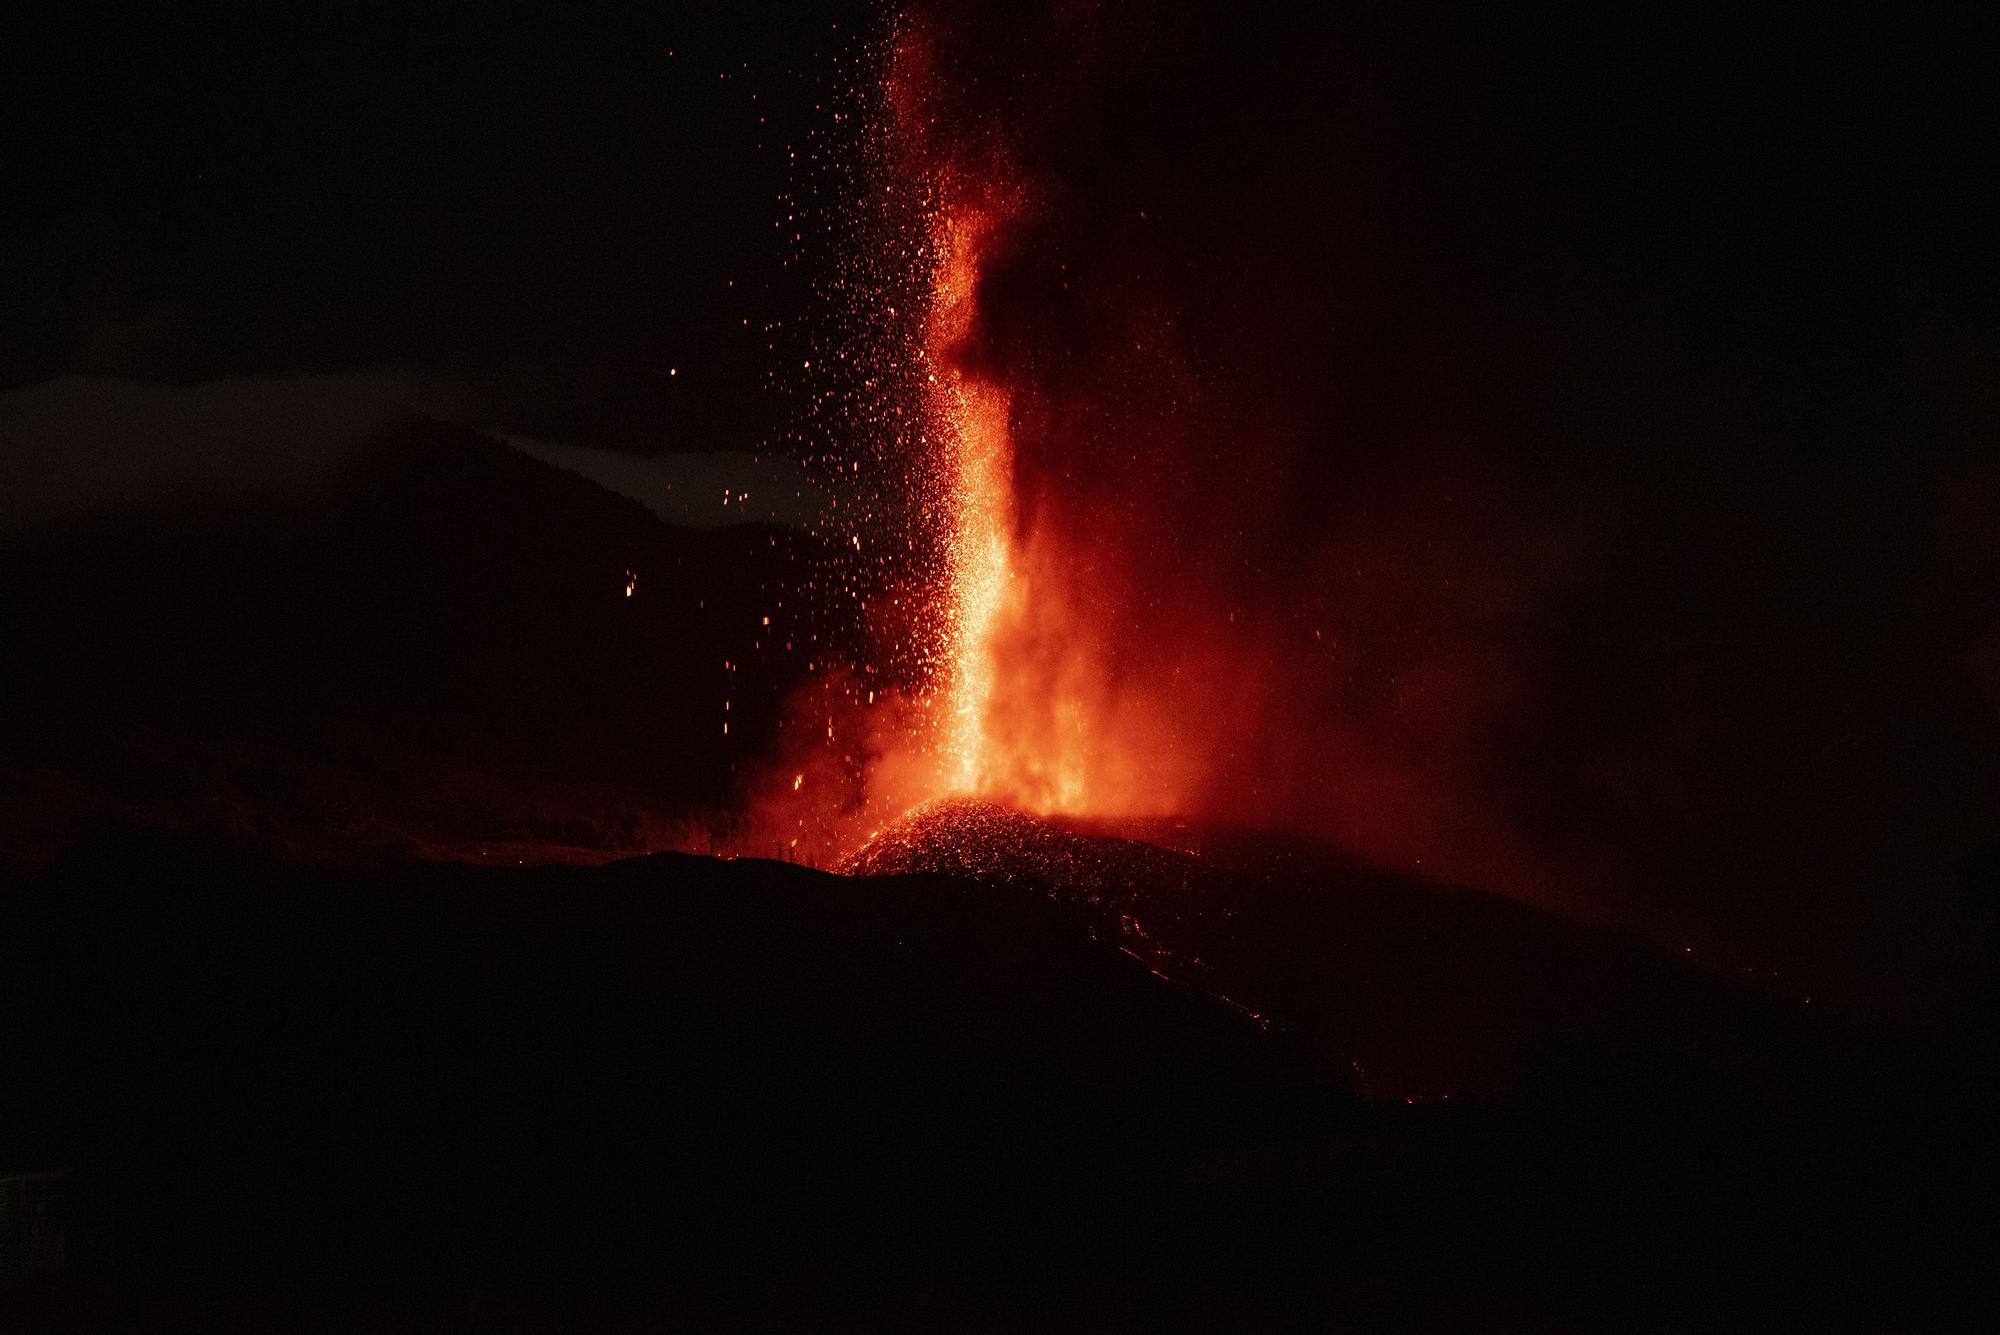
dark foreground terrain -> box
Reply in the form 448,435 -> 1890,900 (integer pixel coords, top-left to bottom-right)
2,831 -> 1992,1331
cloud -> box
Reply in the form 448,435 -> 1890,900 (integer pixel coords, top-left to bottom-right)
0,372 -> 440,535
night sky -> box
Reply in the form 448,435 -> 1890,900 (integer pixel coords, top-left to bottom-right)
2,1 -> 875,448
4,0 -> 1997,1010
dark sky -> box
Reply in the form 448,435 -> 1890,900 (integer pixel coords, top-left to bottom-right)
4,0 -> 1997,1007
1,1 -> 877,449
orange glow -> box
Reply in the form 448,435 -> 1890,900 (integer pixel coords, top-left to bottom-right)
908,203 -> 1205,820
727,18 -> 1573,920
924,202 -> 1014,795
735,24 -> 1219,866
888,29 -> 1197,827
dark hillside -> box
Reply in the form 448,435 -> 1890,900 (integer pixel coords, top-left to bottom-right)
0,418 -> 849,863
1,835 -> 1989,1329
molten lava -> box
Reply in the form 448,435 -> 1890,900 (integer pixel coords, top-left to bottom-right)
923,201 -> 1015,795
740,18 -> 1273,860
887,24 -> 1178,827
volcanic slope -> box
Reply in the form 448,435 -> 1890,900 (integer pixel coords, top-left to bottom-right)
844,799 -> 1856,1102
3,831 -> 1985,1328
1,833 -> 1344,1328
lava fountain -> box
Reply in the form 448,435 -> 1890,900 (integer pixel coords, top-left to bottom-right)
884,21 -> 1158,823
882,12 -> 1035,808
741,14 -> 1200,862
924,201 -> 1015,794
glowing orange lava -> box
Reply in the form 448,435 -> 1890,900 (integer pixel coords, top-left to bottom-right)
923,202 -> 1015,794
907,185 -> 1175,818
729,22 -> 1225,867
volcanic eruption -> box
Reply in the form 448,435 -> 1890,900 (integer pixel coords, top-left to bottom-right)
4,3 -> 1995,1326
732,0 -> 2000,1038
794,10 -> 1217,843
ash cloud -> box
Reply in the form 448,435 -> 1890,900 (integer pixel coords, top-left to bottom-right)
903,0 -> 2000,1007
